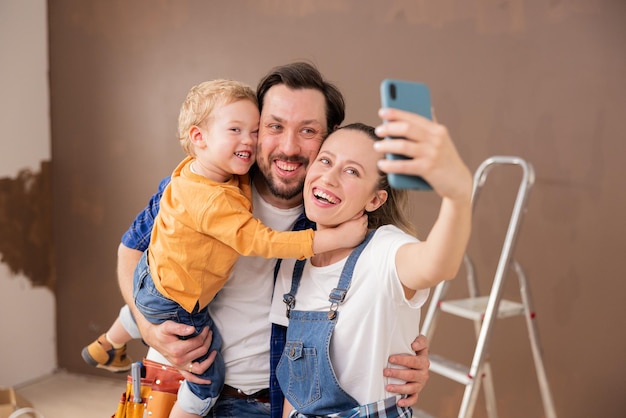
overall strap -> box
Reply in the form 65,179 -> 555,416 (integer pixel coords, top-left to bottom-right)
273,212 -> 315,284
327,230 -> 375,319
277,212 -> 315,319
283,230 -> 376,319
282,259 -> 306,318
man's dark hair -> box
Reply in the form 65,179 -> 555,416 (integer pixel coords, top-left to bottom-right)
256,62 -> 345,135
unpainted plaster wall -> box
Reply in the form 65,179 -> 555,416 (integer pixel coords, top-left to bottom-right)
0,0 -> 56,386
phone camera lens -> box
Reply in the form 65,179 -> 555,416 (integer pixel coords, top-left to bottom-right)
389,83 -> 396,100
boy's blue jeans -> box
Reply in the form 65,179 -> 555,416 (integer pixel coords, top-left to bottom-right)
133,250 -> 225,415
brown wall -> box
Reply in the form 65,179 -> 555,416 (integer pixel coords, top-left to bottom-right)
48,1 -> 626,417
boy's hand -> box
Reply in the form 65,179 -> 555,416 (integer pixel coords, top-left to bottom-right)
336,212 -> 368,248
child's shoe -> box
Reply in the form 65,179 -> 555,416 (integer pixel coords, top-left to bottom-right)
81,333 -> 132,372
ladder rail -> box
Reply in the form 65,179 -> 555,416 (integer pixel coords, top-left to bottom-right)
459,156 -> 535,417
418,156 -> 556,418
514,261 -> 557,418
421,153 -> 523,339
421,279 -> 448,341
424,256 -> 500,417
464,256 -> 498,418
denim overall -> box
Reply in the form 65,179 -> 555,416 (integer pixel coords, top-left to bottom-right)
276,231 -> 412,418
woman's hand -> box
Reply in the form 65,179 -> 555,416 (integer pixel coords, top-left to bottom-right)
374,107 -> 472,202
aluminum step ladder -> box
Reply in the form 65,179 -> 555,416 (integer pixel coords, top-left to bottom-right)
414,156 -> 557,418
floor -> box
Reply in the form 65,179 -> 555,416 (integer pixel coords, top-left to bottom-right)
12,370 -> 125,418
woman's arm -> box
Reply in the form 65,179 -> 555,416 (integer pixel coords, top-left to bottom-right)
376,108 -> 471,405
375,108 -> 473,291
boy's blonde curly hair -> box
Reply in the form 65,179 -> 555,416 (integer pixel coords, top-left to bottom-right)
178,79 -> 257,156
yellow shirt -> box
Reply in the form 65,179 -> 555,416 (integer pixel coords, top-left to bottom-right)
148,156 -> 314,312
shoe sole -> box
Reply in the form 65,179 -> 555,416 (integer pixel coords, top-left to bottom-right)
81,347 -> 131,373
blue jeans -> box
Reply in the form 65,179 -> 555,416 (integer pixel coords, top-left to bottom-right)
134,250 -> 225,415
206,396 -> 270,417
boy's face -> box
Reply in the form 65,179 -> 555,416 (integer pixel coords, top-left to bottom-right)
193,99 -> 259,182
254,85 -> 328,209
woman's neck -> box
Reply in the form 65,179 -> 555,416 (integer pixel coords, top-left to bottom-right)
311,248 -> 353,267
310,225 -> 356,267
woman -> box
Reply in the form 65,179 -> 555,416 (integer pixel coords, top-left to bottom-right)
270,108 -> 473,417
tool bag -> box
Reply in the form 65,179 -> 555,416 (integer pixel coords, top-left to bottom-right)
112,359 -> 183,418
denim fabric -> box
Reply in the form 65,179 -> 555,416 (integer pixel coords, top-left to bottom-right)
270,212 -> 316,418
133,250 -> 225,414
270,323 -> 288,417
288,396 -> 411,418
121,176 -> 171,252
206,395 -> 271,418
276,232 -> 375,416
277,310 -> 357,414
178,380 -> 218,416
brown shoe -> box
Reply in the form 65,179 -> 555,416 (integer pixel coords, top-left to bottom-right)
81,333 -> 132,373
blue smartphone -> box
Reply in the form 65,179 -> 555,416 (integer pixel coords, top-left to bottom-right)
380,79 -> 433,190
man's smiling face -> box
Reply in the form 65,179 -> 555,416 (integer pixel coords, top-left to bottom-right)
254,84 -> 327,208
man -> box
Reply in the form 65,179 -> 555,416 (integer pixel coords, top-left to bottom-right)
117,62 -> 430,418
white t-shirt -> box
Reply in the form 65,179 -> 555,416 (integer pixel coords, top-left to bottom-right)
208,185 -> 303,393
270,225 -> 429,405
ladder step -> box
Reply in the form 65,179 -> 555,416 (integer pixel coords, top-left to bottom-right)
439,296 -> 525,320
429,354 -> 472,385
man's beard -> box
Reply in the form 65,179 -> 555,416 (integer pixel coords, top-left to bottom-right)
256,149 -> 308,201
263,170 -> 305,201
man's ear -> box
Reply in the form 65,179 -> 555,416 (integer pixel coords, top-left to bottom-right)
365,189 -> 388,213
189,125 -> 206,148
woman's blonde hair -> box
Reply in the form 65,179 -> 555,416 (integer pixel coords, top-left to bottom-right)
337,123 -> 417,236
177,79 -> 257,156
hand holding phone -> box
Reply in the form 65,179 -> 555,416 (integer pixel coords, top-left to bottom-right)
380,79 -> 433,190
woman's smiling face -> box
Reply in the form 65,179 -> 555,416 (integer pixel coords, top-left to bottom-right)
303,127 -> 387,229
